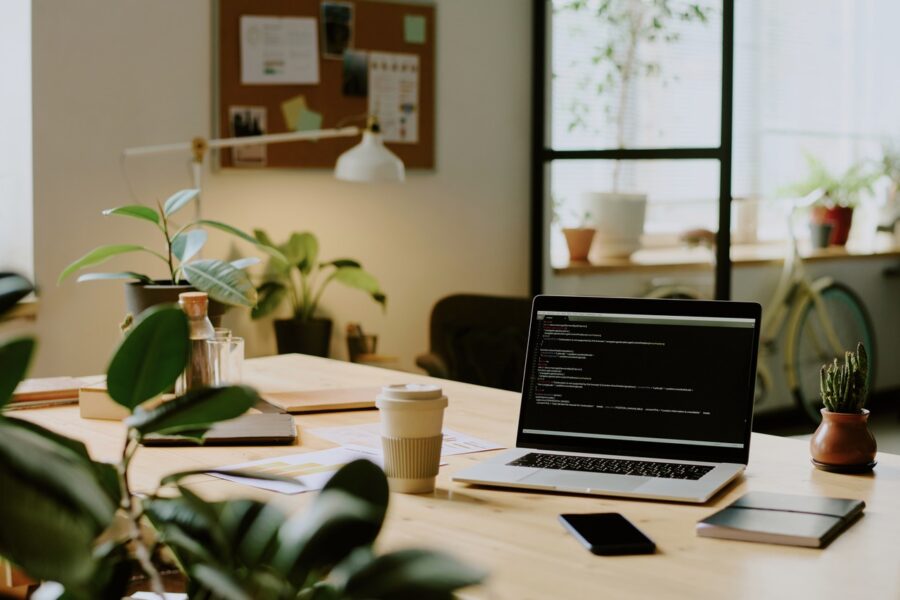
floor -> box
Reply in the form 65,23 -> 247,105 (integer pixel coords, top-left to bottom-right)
755,391 -> 900,454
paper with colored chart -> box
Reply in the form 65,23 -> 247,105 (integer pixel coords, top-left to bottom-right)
209,445 -> 381,495
368,51 -> 419,143
308,423 -> 504,457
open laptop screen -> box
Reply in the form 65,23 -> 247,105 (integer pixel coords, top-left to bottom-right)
516,297 -> 760,464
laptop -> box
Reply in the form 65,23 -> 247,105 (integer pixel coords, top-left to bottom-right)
452,295 -> 761,503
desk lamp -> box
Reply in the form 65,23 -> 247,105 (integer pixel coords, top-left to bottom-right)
123,116 -> 405,216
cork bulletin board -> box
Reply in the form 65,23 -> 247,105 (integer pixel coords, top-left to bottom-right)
214,0 -> 435,169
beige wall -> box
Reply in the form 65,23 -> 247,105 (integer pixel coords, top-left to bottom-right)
31,0 -> 531,376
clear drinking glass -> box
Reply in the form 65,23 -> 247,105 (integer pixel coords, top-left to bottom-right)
207,336 -> 244,386
213,327 -> 232,340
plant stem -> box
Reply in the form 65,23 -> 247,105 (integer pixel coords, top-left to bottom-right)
118,433 -> 167,598
308,271 -> 337,321
159,206 -> 177,283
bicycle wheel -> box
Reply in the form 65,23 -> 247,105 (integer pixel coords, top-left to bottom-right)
789,282 -> 876,423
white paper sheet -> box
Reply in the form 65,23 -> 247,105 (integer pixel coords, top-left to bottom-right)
209,445 -> 381,495
367,51 -> 419,143
241,16 -> 319,85
308,423 -> 504,456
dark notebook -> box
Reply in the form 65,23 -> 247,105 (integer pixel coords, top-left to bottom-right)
142,413 -> 297,446
697,491 -> 865,548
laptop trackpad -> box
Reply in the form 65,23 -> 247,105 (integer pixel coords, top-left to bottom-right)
518,469 -> 646,492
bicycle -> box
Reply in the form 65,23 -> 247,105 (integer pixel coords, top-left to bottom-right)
646,200 -> 876,423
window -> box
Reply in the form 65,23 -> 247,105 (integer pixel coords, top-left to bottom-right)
534,0 -> 732,297
0,0 -> 33,280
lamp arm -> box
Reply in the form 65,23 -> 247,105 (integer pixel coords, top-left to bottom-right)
122,126 -> 361,160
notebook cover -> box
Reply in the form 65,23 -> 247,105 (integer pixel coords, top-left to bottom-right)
141,413 -> 297,446
697,492 -> 865,548
12,375 -> 105,402
260,387 -> 380,413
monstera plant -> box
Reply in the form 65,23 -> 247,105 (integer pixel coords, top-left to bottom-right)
58,189 -> 287,321
0,273 -> 484,598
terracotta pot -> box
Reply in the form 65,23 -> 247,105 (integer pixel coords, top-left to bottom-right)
562,228 -> 596,262
811,205 -> 854,246
810,408 -> 876,467
124,281 -> 228,326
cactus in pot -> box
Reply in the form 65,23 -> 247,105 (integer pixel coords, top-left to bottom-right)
819,342 -> 869,413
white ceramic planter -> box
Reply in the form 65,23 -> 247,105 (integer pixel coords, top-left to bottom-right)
582,192 -> 647,259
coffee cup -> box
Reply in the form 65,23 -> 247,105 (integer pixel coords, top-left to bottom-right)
375,383 -> 448,493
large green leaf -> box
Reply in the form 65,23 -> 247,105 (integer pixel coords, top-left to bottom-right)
125,385 -> 258,437
336,548 -> 487,600
253,228 -> 276,248
191,564 -> 252,600
215,499 -> 286,570
144,495 -> 227,566
0,467 -> 101,590
163,188 -> 200,217
333,267 -> 387,308
272,483 -> 385,585
0,272 -> 33,316
0,419 -> 116,526
322,458 -> 389,513
102,204 -> 160,226
197,220 -> 289,267
322,258 -> 361,269
183,259 -> 258,308
0,337 -> 35,408
76,271 -> 152,284
230,257 -> 261,270
106,305 -> 189,410
289,232 -> 318,274
172,229 -> 208,262
251,281 -> 287,320
58,244 -> 161,283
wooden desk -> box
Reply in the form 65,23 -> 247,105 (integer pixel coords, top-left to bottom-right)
15,354 -> 900,599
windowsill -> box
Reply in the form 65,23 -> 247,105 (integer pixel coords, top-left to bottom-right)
553,237 -> 900,275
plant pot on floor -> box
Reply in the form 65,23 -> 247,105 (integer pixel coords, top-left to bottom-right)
274,317 -> 333,357
810,408 -> 877,472
125,281 -> 228,326
809,221 -> 834,249
582,192 -> 647,259
562,227 -> 596,262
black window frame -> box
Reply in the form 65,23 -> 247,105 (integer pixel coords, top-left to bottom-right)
530,0 -> 735,300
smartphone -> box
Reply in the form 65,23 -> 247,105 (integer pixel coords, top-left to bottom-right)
559,513 -> 656,556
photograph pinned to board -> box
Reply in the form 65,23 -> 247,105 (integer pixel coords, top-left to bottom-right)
368,51 -> 419,144
229,106 -> 267,167
240,15 -> 319,85
342,49 -> 368,97
321,1 -> 354,59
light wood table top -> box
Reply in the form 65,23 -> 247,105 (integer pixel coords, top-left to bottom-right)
15,354 -> 900,600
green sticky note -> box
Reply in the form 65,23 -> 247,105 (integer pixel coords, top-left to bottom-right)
296,107 -> 323,132
404,14 -> 426,44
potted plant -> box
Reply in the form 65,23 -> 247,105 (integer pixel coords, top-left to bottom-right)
876,142 -> 900,239
810,342 -> 877,472
553,198 -> 595,262
251,230 -> 386,357
783,154 -> 878,246
57,189 -> 280,322
0,274 -> 484,598
558,1 -> 712,258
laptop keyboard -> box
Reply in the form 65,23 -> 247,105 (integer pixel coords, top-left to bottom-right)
507,453 -> 714,480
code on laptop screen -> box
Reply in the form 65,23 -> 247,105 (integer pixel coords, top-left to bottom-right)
520,311 -> 756,450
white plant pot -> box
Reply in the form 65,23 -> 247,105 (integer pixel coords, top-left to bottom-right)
582,192 -> 647,259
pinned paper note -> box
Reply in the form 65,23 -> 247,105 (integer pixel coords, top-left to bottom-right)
240,16 -> 319,85
342,49 -> 369,97
296,107 -> 323,132
368,52 -> 419,144
280,94 -> 308,131
404,15 -> 426,44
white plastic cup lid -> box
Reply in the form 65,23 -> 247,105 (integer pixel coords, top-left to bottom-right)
379,383 -> 443,400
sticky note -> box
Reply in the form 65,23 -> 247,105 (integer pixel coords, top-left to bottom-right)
296,107 -> 323,132
280,94 -> 308,131
404,15 -> 426,44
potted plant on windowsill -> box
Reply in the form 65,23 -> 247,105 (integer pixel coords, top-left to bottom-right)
810,342 -> 877,472
783,154 -> 878,247
251,229 -> 386,357
557,1 -> 712,259
553,198 -> 595,262
0,273 -> 484,599
58,189 -> 281,323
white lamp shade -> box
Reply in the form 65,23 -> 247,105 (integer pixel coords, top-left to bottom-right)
334,131 -> 405,182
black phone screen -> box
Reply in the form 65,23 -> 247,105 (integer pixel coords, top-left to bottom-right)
559,513 -> 656,555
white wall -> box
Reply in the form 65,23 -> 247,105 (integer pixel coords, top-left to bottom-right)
31,0 -> 531,376
0,0 -> 33,279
